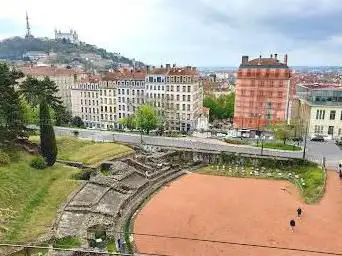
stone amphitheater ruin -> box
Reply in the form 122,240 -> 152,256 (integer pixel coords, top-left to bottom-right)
43,147 -> 205,255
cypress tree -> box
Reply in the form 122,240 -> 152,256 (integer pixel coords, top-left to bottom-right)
39,98 -> 57,166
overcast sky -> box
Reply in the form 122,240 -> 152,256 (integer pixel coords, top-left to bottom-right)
1,0 -> 342,67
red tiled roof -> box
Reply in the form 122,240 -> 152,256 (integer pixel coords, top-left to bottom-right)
104,70 -> 146,81
148,67 -> 198,76
20,66 -> 79,77
247,58 -> 286,66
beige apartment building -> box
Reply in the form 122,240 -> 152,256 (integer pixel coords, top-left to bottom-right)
70,66 -> 206,132
292,83 -> 342,139
71,70 -> 146,130
145,64 -> 203,132
20,66 -> 82,111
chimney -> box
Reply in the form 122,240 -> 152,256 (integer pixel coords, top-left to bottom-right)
152,66 -> 155,69
166,64 -> 171,69
173,64 -> 176,68
161,64 -> 163,68
241,56 -> 249,64
146,65 -> 150,73
274,53 -> 278,60
284,54 -> 288,65
270,54 -> 273,59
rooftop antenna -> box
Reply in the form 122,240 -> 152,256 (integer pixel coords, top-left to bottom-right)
25,11 -> 33,39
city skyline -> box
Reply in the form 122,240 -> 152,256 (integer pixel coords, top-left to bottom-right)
1,0 -> 342,66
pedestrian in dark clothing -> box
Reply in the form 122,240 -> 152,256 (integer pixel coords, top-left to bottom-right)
290,219 -> 296,232
297,207 -> 302,217
339,170 -> 342,179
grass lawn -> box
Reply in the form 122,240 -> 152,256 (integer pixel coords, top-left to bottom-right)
254,142 -> 302,151
31,136 -> 133,165
0,152 -> 80,242
198,163 -> 324,204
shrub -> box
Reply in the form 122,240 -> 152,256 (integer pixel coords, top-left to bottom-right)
72,169 -> 95,180
30,156 -> 47,169
224,138 -> 248,145
0,150 -> 10,166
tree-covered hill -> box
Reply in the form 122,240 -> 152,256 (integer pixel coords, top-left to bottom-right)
0,36 -> 144,67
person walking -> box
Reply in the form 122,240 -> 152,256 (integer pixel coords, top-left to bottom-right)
339,169 -> 342,179
297,207 -> 302,217
290,219 -> 296,232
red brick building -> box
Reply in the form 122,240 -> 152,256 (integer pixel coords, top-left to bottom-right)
233,54 -> 292,129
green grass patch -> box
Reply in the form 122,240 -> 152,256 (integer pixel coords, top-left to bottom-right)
106,239 -> 117,253
198,163 -> 324,204
0,151 -> 80,242
254,142 -> 302,151
30,136 -> 133,165
53,236 -> 81,249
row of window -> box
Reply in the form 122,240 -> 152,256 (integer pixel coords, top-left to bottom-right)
239,90 -> 284,98
146,84 -> 192,93
81,98 -> 117,106
81,106 -> 117,114
78,81 -> 144,91
118,105 -> 135,112
147,76 -> 194,84
314,125 -> 342,136
243,80 -> 286,87
118,89 -> 144,96
118,97 -> 144,104
316,109 -> 342,120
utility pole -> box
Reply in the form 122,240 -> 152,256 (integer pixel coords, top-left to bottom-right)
303,123 -> 308,159
261,133 -> 264,156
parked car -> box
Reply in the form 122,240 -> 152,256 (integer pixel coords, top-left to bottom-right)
310,135 -> 325,142
335,137 -> 342,145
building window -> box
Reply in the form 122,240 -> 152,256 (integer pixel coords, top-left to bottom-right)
187,86 -> 191,92
183,95 -> 186,101
177,95 -> 180,101
182,86 -> 186,92
81,99 -> 83,105
176,104 -> 180,110
177,85 -> 180,92
182,104 -> 185,111
328,126 -> 334,135
187,95 -> 191,101
316,110 -> 325,120
330,110 -> 336,120
314,125 -> 324,134
187,104 -> 190,111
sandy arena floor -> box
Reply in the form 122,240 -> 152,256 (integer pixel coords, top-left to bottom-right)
134,172 -> 342,256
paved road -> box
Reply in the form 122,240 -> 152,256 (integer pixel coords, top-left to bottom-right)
30,126 -> 342,169
52,126 -> 303,158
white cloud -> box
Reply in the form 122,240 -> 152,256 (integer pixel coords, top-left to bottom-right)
1,0 -> 342,66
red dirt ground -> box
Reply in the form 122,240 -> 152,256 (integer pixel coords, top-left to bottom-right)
134,172 -> 342,256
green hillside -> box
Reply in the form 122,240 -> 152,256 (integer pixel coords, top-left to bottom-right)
0,36 -> 144,67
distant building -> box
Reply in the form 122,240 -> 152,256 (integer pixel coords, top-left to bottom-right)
292,83 -> 342,139
234,54 -> 292,129
20,66 -> 83,111
55,29 -> 79,45
22,51 -> 48,61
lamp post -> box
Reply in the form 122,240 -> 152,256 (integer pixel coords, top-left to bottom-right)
303,123 -> 308,160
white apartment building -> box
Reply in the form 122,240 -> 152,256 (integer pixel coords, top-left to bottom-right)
71,70 -> 146,130
292,83 -> 342,139
145,64 -> 203,132
70,66 -> 206,132
71,76 -> 117,129
20,66 -> 82,111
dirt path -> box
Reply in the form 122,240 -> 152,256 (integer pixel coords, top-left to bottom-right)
134,172 -> 342,256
